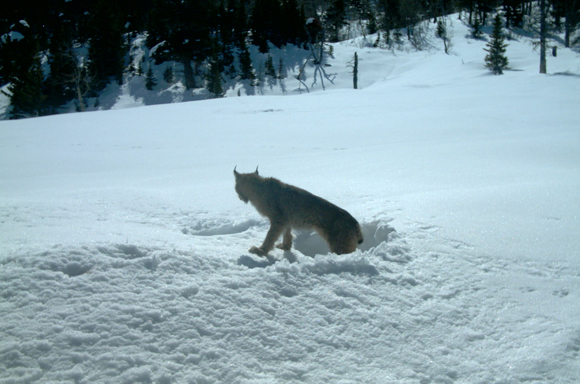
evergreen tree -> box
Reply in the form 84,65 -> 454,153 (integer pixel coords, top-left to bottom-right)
230,0 -> 249,49
550,0 -> 580,48
5,54 -> 48,118
280,0 -> 306,45
475,0 -> 497,25
484,14 -> 509,75
265,55 -> 276,78
86,0 -> 126,90
45,46 -> 78,112
163,67 -> 174,83
145,65 -> 157,90
503,0 -> 524,29
216,0 -> 235,70
278,57 -> 286,80
456,0 -> 477,24
206,53 -> 224,98
250,0 -> 283,52
325,0 -> 348,42
239,44 -> 256,84
377,0 -> 403,43
350,0 -> 378,36
471,15 -> 484,38
146,0 -> 214,89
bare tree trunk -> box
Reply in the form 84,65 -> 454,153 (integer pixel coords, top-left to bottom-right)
76,82 -> 86,112
64,51 -> 91,112
353,52 -> 358,89
539,0 -> 547,74
564,16 -> 570,47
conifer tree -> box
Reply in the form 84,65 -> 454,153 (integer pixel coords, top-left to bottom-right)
484,14 -> 509,75
40,13 -> 83,113
277,58 -> 286,80
207,56 -> 224,98
280,0 -> 305,45
146,0 -> 214,89
471,15 -> 483,38
265,55 -> 276,78
503,0 -> 524,29
230,0 -> 249,49
239,44 -> 256,84
145,66 -> 157,90
86,0 -> 126,90
163,67 -> 174,84
206,37 -> 224,98
326,0 -> 348,42
378,0 -> 402,37
5,54 -> 47,118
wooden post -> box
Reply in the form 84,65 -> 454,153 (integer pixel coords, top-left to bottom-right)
353,52 -> 358,89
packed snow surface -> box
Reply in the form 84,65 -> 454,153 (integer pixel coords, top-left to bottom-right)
1,20 -> 580,384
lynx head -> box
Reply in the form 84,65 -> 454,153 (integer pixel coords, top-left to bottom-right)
234,166 -> 259,204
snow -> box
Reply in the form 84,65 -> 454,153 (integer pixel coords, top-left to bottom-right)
1,19 -> 580,384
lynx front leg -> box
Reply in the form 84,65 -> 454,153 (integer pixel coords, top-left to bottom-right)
276,227 -> 293,251
249,221 -> 285,256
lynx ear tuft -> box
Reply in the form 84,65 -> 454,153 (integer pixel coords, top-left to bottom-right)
234,166 -> 239,177
255,166 -> 259,175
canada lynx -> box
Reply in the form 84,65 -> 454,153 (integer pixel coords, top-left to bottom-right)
234,168 -> 363,256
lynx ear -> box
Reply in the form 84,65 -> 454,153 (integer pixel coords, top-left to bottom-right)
234,166 -> 240,177
255,166 -> 259,175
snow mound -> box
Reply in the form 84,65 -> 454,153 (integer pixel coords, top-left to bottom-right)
2,222 -> 579,383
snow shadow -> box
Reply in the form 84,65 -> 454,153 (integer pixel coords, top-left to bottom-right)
237,255 -> 277,269
97,244 -> 148,259
183,218 -> 262,236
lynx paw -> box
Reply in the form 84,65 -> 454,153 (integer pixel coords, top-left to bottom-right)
249,246 -> 268,257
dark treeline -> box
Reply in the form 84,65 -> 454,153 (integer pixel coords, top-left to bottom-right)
1,0 -> 579,118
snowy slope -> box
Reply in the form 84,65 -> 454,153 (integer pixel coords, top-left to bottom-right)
1,19 -> 580,384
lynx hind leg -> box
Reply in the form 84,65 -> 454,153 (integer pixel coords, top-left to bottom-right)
276,227 -> 293,251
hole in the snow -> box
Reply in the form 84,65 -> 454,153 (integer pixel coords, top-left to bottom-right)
292,221 -> 396,257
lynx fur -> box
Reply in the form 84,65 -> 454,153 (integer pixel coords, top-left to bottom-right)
234,168 -> 363,256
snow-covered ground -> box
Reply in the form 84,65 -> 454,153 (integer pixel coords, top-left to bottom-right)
1,19 -> 580,384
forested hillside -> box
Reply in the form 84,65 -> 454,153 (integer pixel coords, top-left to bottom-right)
1,0 -> 578,119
